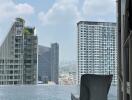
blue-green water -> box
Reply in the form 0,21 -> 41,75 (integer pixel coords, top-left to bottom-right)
0,85 -> 117,100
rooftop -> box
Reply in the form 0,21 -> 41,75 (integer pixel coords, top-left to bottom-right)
23,27 -> 35,35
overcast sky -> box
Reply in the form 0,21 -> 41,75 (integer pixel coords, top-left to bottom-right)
0,0 -> 116,62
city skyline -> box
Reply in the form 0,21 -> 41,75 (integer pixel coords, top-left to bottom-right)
0,0 -> 119,99
0,0 -> 116,62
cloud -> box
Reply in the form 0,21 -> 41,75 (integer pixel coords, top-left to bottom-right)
38,0 -> 82,25
15,3 -> 34,15
82,0 -> 116,21
38,0 -> 116,25
56,0 -> 79,4
37,0 -> 83,61
0,0 -> 34,21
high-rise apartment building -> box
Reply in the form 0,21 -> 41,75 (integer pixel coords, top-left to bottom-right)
38,43 -> 59,84
0,18 -> 38,85
117,0 -> 132,100
77,21 -> 117,85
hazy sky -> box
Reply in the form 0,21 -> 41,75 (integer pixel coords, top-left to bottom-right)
0,0 -> 116,62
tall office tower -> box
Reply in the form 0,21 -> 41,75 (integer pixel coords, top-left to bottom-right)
51,43 -> 59,84
117,0 -> 132,100
77,21 -> 117,85
0,18 -> 38,85
38,45 -> 51,83
38,43 -> 59,84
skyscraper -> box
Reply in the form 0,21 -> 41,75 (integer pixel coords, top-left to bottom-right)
38,43 -> 59,84
0,18 -> 38,85
38,45 -> 51,83
51,43 -> 59,84
77,21 -> 117,85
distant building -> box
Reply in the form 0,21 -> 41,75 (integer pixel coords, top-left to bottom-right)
0,18 -> 38,85
59,72 -> 76,85
59,61 -> 77,84
38,43 -> 59,84
77,21 -> 117,85
51,43 -> 59,84
38,45 -> 51,83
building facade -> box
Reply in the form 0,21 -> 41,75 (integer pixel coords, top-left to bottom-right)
0,18 -> 38,85
51,43 -> 59,84
77,21 -> 117,85
38,43 -> 59,84
38,45 -> 51,83
117,0 -> 132,99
